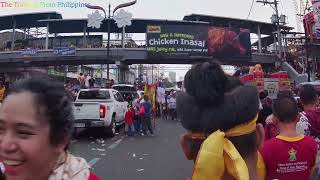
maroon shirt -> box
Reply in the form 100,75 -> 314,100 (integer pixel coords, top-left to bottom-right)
261,135 -> 317,180
125,110 -> 135,125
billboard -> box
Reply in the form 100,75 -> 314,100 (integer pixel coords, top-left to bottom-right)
207,27 -> 251,57
146,25 -> 208,58
146,25 -> 251,59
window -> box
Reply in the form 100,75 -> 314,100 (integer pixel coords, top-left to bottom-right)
112,91 -> 125,102
78,90 -> 111,100
116,92 -> 125,102
120,92 -> 137,102
112,85 -> 136,92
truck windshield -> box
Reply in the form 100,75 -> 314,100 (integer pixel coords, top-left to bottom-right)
78,90 -> 111,100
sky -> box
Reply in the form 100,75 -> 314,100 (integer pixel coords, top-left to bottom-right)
0,0 -> 302,77
0,0 -> 298,27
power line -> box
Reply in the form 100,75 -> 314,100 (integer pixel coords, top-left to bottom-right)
247,0 -> 256,19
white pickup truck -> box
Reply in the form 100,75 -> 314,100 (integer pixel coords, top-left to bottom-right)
72,88 -> 128,136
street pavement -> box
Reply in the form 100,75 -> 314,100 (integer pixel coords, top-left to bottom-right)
70,117 -> 193,180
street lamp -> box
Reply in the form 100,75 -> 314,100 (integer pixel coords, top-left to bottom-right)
86,0 -> 137,82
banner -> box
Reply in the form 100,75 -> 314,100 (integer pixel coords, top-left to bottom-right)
146,25 -> 251,59
53,47 -> 76,56
21,48 -> 37,56
146,25 -> 208,58
264,78 -> 279,99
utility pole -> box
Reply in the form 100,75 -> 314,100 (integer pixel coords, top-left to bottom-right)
151,65 -> 154,84
257,0 -> 282,59
107,3 -> 111,80
86,1 -> 137,84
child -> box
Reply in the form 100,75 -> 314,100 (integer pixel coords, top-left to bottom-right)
261,95 -> 318,180
133,96 -> 142,134
125,105 -> 135,136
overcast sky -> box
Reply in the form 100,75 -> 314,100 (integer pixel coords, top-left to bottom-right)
0,0 -> 301,78
0,0 -> 298,27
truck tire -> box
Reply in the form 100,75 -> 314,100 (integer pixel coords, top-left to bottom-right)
106,114 -> 117,137
72,128 -> 79,139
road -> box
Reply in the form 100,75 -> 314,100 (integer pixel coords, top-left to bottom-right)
70,117 -> 193,180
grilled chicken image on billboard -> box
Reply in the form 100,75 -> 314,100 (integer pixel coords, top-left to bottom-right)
207,27 -> 251,57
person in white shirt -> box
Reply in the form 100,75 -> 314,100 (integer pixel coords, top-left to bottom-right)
296,85 -> 317,135
157,84 -> 166,119
296,84 -> 320,149
168,92 -> 177,120
84,74 -> 91,88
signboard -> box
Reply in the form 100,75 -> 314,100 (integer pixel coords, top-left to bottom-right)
146,25 -> 208,58
53,47 -> 76,56
21,48 -> 37,56
264,78 -> 279,99
67,65 -> 78,73
48,68 -> 64,77
146,25 -> 251,59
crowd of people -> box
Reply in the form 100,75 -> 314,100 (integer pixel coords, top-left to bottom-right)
177,61 -> 320,180
155,85 -> 178,121
122,83 -> 179,137
127,95 -> 154,137
64,73 -> 101,101
1,61 -> 320,180
0,41 -> 147,53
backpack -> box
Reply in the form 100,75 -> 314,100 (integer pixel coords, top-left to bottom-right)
139,105 -> 145,115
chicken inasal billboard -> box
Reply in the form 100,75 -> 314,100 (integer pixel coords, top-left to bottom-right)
146,25 -> 251,59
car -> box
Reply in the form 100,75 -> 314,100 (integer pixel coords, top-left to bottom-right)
72,88 -> 128,137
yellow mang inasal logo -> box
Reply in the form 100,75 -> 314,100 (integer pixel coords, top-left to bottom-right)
147,26 -> 161,33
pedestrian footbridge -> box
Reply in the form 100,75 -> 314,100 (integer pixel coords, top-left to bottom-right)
0,48 -> 278,68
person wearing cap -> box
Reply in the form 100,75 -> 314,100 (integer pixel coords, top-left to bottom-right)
177,61 -> 265,180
